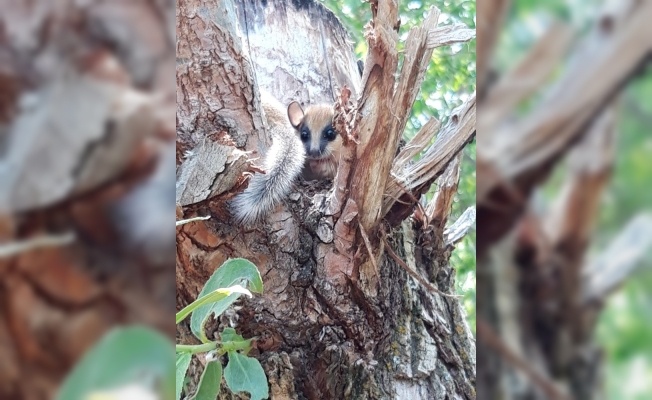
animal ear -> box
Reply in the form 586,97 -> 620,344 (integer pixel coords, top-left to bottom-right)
287,102 -> 305,128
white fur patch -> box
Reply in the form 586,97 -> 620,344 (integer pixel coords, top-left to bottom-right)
230,125 -> 305,225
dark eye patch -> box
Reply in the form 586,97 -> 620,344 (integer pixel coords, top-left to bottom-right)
300,127 -> 310,142
322,125 -> 336,141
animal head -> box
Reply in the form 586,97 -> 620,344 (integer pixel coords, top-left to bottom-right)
287,102 -> 338,160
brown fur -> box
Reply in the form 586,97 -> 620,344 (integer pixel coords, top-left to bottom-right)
292,104 -> 341,180
303,106 -> 335,154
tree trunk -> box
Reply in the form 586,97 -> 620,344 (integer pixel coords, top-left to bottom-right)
476,0 -> 652,398
0,1 -> 176,398
176,0 -> 476,399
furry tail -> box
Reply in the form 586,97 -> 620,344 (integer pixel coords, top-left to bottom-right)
230,127 -> 305,225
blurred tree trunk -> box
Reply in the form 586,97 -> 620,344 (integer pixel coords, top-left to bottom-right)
476,0 -> 652,399
0,1 -> 176,399
175,0 -> 476,399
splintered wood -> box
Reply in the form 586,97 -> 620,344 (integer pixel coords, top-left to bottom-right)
384,95 -> 476,222
351,6 -> 475,231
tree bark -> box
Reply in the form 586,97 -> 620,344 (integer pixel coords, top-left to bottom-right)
176,0 -> 476,399
0,0 -> 176,398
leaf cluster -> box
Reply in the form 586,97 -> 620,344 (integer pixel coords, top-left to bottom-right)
175,258 -> 268,400
57,258 -> 268,400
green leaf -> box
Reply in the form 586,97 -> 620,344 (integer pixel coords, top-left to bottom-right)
190,258 -> 263,341
57,326 -> 174,400
176,285 -> 252,325
220,327 -> 245,343
191,359 -> 223,400
223,351 -> 269,400
210,258 -> 264,293
176,352 -> 192,400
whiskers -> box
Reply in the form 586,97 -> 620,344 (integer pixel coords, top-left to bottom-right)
305,148 -> 338,180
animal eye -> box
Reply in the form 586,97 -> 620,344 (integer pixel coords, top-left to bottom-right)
324,128 -> 336,140
300,128 -> 310,141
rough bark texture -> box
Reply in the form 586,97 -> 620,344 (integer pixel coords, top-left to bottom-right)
0,1 -> 176,399
176,0 -> 476,399
476,1 -> 652,398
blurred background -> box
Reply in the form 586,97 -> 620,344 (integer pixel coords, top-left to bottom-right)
477,0 -> 652,399
0,0 -> 176,399
321,0 -> 478,333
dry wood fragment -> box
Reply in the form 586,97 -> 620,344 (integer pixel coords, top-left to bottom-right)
384,94 -> 476,218
426,152 -> 462,228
